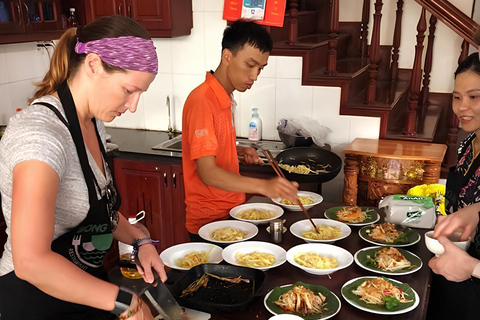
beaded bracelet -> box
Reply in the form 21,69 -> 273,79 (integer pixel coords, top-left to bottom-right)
131,238 -> 159,257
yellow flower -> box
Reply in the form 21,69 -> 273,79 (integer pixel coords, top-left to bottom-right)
407,184 -> 446,215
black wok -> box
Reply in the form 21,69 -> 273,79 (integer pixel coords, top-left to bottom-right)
275,147 -> 342,183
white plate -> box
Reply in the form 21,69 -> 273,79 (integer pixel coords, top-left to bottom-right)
222,241 -> 286,271
289,218 -> 351,244
198,220 -> 259,244
353,246 -> 423,276
264,283 -> 341,319
272,191 -> 323,211
341,276 -> 419,315
159,242 -> 223,271
230,203 -> 283,225
286,243 -> 353,275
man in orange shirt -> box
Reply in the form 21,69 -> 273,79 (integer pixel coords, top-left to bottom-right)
182,20 -> 299,240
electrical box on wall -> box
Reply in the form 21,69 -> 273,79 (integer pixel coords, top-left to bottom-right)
223,0 -> 287,27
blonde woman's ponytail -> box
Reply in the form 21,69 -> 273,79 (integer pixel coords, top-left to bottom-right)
30,28 -> 78,102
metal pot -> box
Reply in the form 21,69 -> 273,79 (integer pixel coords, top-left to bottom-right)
275,147 -> 342,183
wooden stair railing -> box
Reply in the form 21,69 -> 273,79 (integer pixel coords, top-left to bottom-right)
390,0 -> 404,80
415,0 -> 478,46
366,0 -> 383,104
404,8 -> 427,137
421,15 -> 437,106
360,0 -> 371,59
326,0 -> 339,75
287,0 -> 299,45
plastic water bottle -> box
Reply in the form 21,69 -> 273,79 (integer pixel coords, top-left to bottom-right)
67,8 -> 78,28
119,211 -> 149,279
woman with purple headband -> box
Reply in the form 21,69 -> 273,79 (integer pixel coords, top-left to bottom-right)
0,15 -> 165,320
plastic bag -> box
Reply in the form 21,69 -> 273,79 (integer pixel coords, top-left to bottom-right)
407,184 -> 446,215
378,195 -> 436,229
278,117 -> 331,147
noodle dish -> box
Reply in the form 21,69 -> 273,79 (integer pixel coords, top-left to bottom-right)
198,220 -> 258,244
272,191 -> 323,211
290,218 -> 351,244
230,203 -> 283,224
286,243 -> 353,275
222,241 -> 287,271
160,242 -> 224,271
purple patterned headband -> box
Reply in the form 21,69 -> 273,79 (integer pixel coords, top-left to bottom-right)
75,36 -> 158,74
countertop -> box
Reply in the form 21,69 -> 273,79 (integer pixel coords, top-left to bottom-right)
105,127 -> 277,174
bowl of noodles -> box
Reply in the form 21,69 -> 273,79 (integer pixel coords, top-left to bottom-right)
286,243 -> 353,275
222,241 -> 287,271
230,203 -> 284,224
160,242 -> 224,271
289,218 -> 351,244
271,191 -> 323,211
198,220 -> 259,244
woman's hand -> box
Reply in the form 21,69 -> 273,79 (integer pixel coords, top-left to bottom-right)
433,205 -> 480,241
428,235 -> 478,282
136,243 -> 167,283
237,146 -> 264,166
119,295 -> 154,320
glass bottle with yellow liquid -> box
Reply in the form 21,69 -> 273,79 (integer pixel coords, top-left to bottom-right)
119,211 -> 148,279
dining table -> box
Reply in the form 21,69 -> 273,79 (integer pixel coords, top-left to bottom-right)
164,196 -> 434,320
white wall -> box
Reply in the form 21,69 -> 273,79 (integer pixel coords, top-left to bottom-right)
0,0 -> 473,201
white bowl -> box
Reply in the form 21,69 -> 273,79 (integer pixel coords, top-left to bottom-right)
289,218 -> 351,243
272,191 -> 323,211
269,315 -> 304,320
424,230 -> 470,256
286,243 -> 353,275
230,203 -> 283,225
198,220 -> 259,244
159,242 -> 223,271
222,241 -> 287,271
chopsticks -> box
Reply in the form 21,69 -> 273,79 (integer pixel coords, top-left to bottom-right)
261,149 -> 319,232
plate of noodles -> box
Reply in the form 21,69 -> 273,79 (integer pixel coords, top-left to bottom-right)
286,243 -> 353,275
289,218 -> 351,244
341,276 -> 419,315
324,206 -> 379,226
264,281 -> 341,319
160,242 -> 224,271
222,241 -> 287,271
230,203 -> 283,224
198,220 -> 259,244
272,191 -> 323,212
358,223 -> 421,247
354,246 -> 422,276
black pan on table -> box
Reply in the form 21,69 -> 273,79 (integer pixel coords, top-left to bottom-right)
275,147 -> 342,183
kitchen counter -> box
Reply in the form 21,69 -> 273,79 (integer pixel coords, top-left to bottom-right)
164,197 -> 433,320
105,127 -> 277,175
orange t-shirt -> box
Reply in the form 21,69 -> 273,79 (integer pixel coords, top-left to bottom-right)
182,72 -> 246,234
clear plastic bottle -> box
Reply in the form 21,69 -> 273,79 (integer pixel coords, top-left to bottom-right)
119,211 -> 149,279
248,108 -> 262,141
67,8 -> 78,28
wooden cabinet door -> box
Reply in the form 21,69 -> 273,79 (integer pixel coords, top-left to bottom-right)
84,0 -> 122,22
113,158 -> 172,253
0,0 -> 26,34
170,163 -> 189,244
124,0 -> 169,30
22,0 -> 62,33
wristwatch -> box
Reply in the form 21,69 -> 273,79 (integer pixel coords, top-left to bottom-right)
112,287 -> 133,315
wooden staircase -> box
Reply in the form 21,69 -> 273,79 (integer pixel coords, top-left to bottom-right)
268,0 -> 479,176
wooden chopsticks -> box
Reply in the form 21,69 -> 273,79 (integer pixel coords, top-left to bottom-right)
261,149 -> 319,232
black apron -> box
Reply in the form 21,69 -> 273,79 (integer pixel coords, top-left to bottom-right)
0,81 -> 120,320
427,143 -> 480,320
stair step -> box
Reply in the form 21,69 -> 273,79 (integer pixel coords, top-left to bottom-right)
385,103 -> 443,142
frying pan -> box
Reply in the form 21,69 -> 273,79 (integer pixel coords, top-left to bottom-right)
171,264 -> 265,313
275,147 -> 342,183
